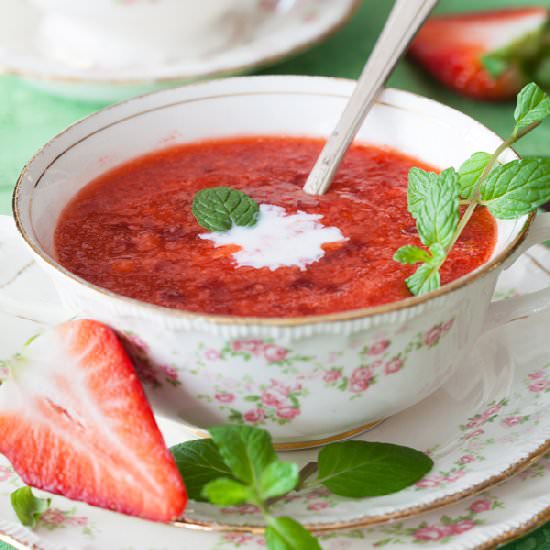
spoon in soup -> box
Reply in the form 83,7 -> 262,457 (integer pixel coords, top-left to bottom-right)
303,0 -> 439,196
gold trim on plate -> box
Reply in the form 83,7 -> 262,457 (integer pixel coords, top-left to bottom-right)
1,502 -> 549,549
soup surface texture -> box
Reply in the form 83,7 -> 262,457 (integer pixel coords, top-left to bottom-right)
55,137 -> 497,317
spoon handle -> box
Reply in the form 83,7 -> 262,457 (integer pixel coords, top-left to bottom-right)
303,0 -> 439,196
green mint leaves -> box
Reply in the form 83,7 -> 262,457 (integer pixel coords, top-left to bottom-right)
192,186 -> 260,232
171,425 -> 432,550
315,441 -> 433,498
260,461 -> 299,500
209,425 -> 276,487
481,158 -> 550,219
202,477 -> 252,506
514,82 -> 550,135
409,168 -> 460,250
393,245 -> 432,264
171,439 -> 237,501
395,82 -> 550,297
458,152 -> 493,199
265,516 -> 322,550
10,486 -> 51,528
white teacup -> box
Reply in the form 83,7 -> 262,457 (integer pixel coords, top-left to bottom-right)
29,0 -> 274,69
5,76 -> 550,450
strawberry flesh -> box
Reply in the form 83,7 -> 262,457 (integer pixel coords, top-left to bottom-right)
0,319 -> 187,522
409,7 -> 549,100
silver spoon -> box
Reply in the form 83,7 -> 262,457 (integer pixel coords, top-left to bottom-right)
303,0 -> 439,196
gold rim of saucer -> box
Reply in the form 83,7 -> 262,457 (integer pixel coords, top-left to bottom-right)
1,499 -> 549,550
0,0 -> 362,85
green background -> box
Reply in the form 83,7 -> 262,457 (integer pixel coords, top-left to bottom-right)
0,0 -> 549,547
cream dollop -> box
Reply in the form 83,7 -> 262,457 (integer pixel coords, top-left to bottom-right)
199,204 -> 347,271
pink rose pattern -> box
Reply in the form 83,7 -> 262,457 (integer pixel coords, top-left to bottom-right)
320,320 -> 454,397
120,332 -> 181,387
415,375 -> 546,492
364,496 -> 501,547
226,340 -> 289,364
469,498 -> 492,513
0,465 -> 13,482
39,508 -> 90,532
210,378 -> 307,427
220,532 -> 264,547
216,496 -> 504,547
527,368 -> 550,393
124,320 -> 455,409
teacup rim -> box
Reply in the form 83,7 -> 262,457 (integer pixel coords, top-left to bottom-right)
12,75 -> 534,327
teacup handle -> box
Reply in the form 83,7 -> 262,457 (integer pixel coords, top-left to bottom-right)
484,212 -> 550,332
0,215 -> 70,324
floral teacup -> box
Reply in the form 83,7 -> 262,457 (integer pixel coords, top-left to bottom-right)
5,76 -> 550,449
29,0 -> 278,70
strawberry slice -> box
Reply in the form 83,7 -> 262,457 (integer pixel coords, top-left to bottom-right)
0,320 -> 187,522
409,7 -> 549,100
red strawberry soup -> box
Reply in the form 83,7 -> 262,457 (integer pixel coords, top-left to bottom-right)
54,136 -> 497,317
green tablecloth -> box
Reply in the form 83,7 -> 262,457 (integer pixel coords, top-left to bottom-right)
0,0 -> 549,547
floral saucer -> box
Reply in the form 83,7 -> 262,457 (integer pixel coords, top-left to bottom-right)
1,215 -> 550,548
0,319 -> 549,550
0,0 -> 359,102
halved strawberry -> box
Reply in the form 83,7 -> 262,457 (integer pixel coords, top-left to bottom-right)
409,7 -> 549,100
0,320 -> 187,522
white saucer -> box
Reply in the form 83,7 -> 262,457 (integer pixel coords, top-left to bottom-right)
0,0 -> 359,102
0,215 -> 549,548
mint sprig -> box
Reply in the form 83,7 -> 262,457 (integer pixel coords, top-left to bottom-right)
170,426 -> 432,549
395,82 -> 550,296
314,440 -> 433,498
192,187 -> 259,232
10,486 -> 51,528
171,439 -> 237,501
265,516 -> 321,550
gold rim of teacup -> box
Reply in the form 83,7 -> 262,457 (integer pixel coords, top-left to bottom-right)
12,80 -> 533,327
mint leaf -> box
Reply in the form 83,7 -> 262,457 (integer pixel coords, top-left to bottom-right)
393,245 -> 431,265
480,158 -> 550,219
406,264 -> 440,296
514,82 -> 550,134
260,462 -> 299,501
408,168 -> 460,249
265,516 -> 321,550
458,152 -> 493,199
316,441 -> 433,497
11,486 -> 51,528
209,426 -> 277,486
202,478 -> 253,506
403,243 -> 446,296
407,168 -> 439,218
170,439 -> 236,501
192,187 -> 259,232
